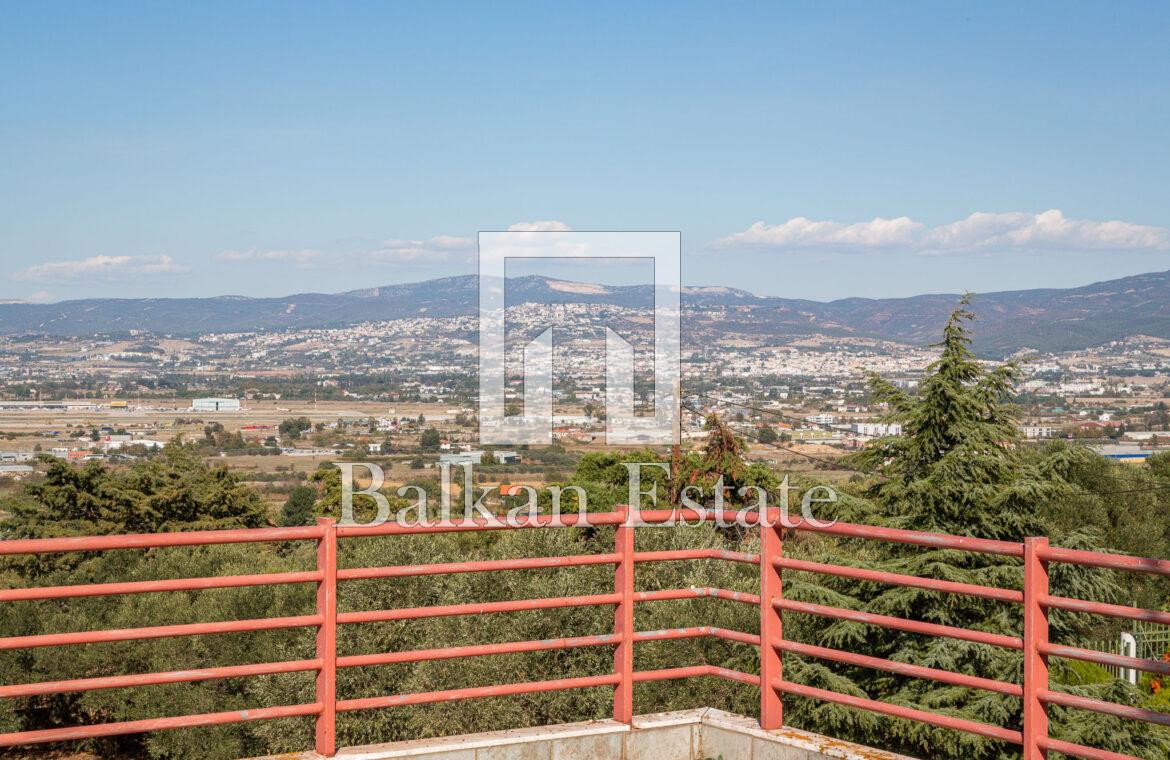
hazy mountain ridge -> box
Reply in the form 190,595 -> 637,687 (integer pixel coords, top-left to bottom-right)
2,271 -> 1169,357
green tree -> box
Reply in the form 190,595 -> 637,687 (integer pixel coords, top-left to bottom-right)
419,428 -> 442,449
1150,401 -> 1169,431
278,417 -> 311,441
0,443 -> 280,758
1,441 -> 267,544
783,300 -> 1170,759
279,485 -> 318,527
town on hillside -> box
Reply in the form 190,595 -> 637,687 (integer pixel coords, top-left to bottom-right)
2,302 -> 1168,510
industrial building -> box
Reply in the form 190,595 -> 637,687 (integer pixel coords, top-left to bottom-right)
190,398 -> 241,412
438,450 -> 521,467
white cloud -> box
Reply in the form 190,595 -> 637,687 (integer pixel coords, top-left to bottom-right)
214,238 -> 476,268
366,235 -> 476,264
506,220 -> 572,232
922,210 -> 1170,252
215,248 -> 322,265
718,216 -> 922,250
715,210 -> 1170,255
208,222 -> 572,270
13,255 -> 189,282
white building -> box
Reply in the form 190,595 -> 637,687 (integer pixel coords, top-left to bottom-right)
1021,426 -> 1058,439
851,422 -> 903,438
440,451 -> 484,466
103,438 -> 165,451
191,398 -> 241,412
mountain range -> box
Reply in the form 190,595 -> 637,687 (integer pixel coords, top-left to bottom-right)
3,270 -> 1170,357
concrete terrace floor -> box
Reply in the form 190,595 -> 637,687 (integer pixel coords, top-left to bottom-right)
250,709 -> 916,760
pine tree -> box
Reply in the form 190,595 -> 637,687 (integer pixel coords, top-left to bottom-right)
279,485 -> 317,527
781,300 -> 1170,759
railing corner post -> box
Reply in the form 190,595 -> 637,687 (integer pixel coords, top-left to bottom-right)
612,504 -> 635,724
1023,536 -> 1049,760
315,517 -> 338,757
760,506 -> 783,730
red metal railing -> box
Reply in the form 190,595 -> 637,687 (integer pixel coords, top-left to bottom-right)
2,508 -> 1169,759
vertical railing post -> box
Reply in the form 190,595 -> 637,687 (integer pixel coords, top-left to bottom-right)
315,517 -> 338,757
759,506 -> 784,729
1023,536 -> 1049,760
612,504 -> 635,723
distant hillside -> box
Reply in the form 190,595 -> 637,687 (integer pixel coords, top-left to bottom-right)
817,270 -> 1170,354
2,270 -> 1169,357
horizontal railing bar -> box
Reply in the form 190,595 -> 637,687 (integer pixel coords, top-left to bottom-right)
632,627 -> 709,642
0,570 -> 323,602
0,658 -> 323,698
336,673 -> 619,712
633,626 -> 761,646
1042,595 -> 1170,625
337,633 -> 620,668
709,627 -> 764,646
1042,643 -> 1170,676
633,587 -> 761,605
777,598 -> 1023,650
1040,546 -> 1170,577
0,614 -> 322,650
774,679 -> 1022,744
1038,737 -> 1142,760
638,509 -> 1025,556
12,516 -> 1169,576
633,548 -> 760,564
337,553 -> 619,581
1040,689 -> 1170,727
0,526 -> 324,556
336,512 -> 624,538
625,508 -> 726,524
632,664 -> 710,682
632,664 -> 761,686
801,521 -> 1024,557
10,512 -> 1170,759
708,665 -> 763,686
0,702 -> 322,747
775,556 -> 1024,604
337,593 -> 621,625
776,640 -> 1022,696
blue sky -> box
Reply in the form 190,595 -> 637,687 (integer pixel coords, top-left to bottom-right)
2,2 -> 1169,303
